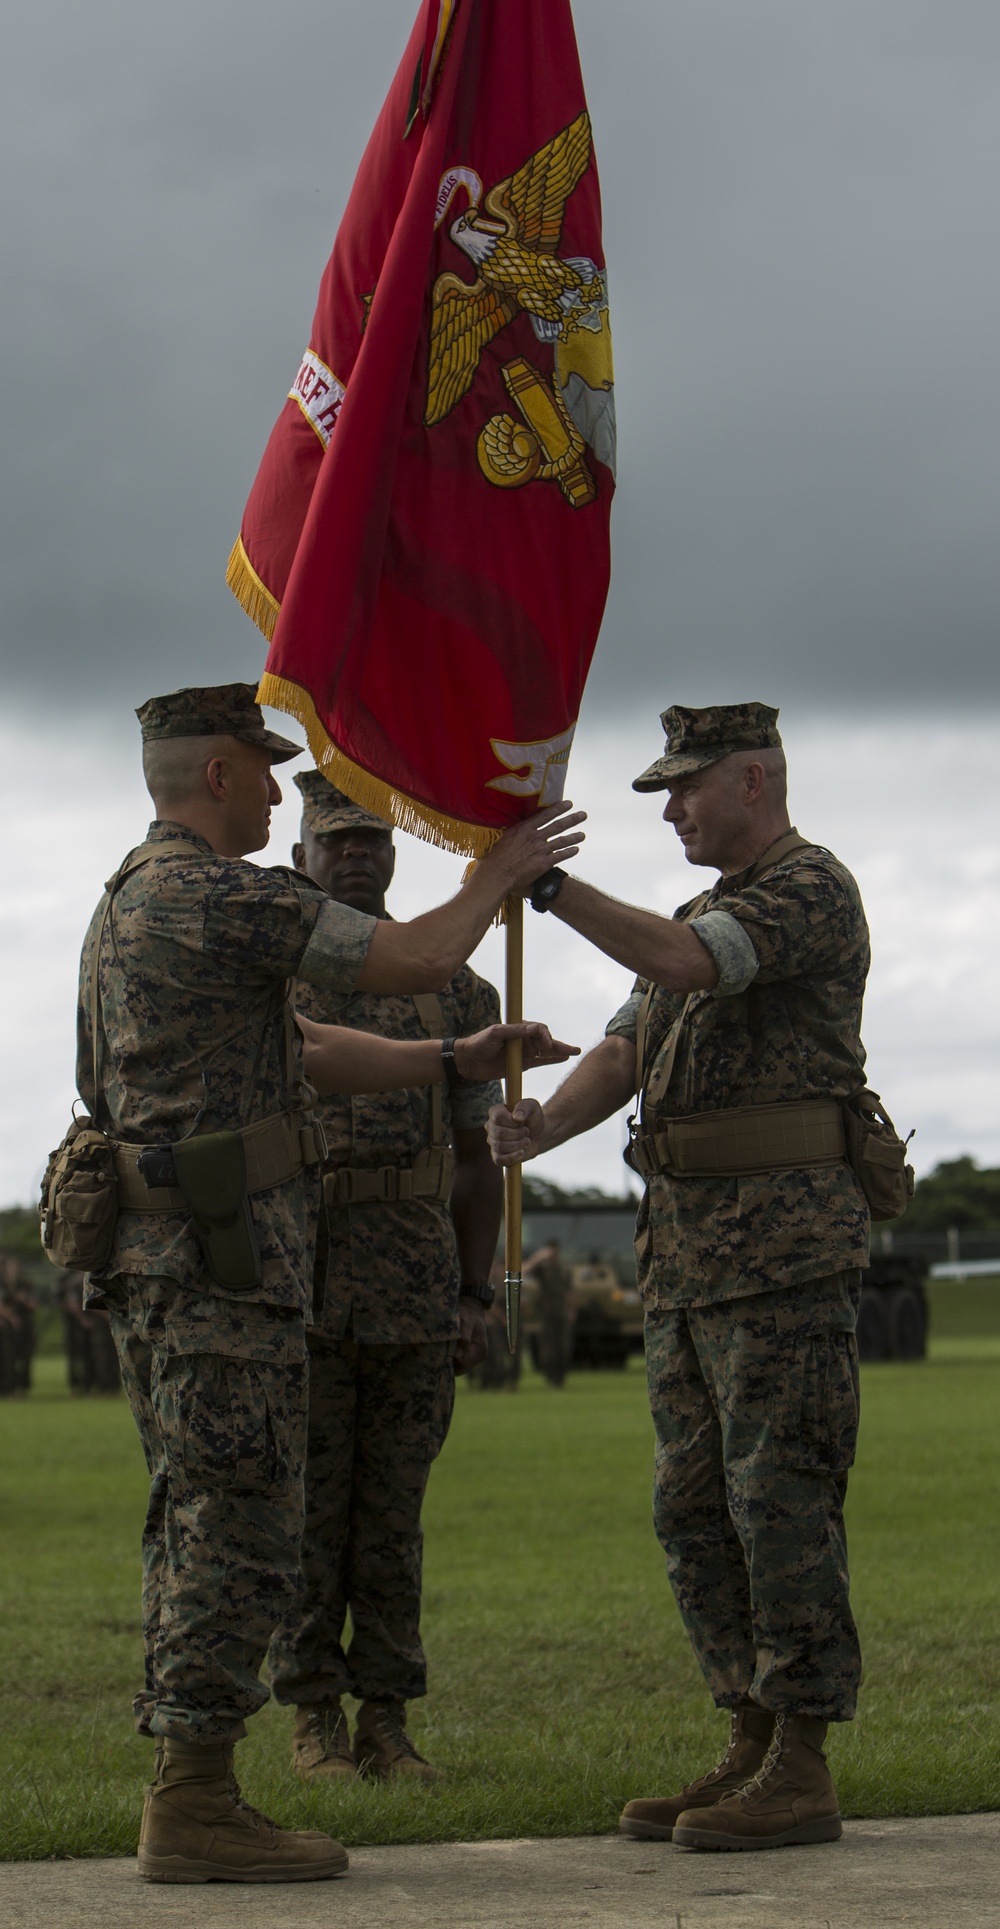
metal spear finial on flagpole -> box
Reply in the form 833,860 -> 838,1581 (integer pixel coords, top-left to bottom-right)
504,894 -> 524,1353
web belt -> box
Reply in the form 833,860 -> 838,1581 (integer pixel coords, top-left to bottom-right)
628,1099 -> 846,1181
324,1148 -> 455,1207
113,1111 -> 328,1211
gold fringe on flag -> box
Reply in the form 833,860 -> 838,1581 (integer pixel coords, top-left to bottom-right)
256,671 -> 501,861
227,537 -> 280,642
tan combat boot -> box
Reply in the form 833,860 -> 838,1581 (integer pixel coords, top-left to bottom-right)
291,1700 -> 358,1781
619,1706 -> 775,1841
353,1697 -> 444,1783
672,1712 -> 842,1850
137,1737 -> 350,1882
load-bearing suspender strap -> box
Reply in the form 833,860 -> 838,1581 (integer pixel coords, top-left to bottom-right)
94,842 -> 327,1211
89,840 -> 200,1117
322,990 -> 456,1209
411,991 -> 447,1150
634,831 -> 816,1105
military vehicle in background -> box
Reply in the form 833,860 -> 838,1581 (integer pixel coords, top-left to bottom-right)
856,1252 -> 928,1361
520,1253 -> 643,1370
520,1202 -> 644,1369
520,1201 -> 932,1367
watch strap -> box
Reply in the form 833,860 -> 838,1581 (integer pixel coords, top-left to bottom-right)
529,867 -> 567,913
459,1281 -> 496,1308
440,1037 -> 465,1089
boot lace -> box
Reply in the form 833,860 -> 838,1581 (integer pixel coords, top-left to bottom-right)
223,1763 -> 279,1834
731,1711 -> 786,1802
679,1709 -> 742,1798
710,1712 -> 740,1776
367,1700 -> 424,1762
304,1703 -> 347,1749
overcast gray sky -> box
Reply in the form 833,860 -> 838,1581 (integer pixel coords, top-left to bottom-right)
1,2 -> 998,1203
4,0 -> 1000,716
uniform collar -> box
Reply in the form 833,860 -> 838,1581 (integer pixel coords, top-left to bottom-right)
716,826 -> 800,897
147,819 -> 217,855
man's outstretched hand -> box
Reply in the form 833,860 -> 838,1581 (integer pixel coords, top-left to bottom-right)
455,1025 -> 577,1085
486,1096 -> 547,1165
478,801 -> 586,897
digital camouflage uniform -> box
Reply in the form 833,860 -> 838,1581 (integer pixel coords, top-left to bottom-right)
270,963 -> 501,1708
608,713 -> 871,1722
79,791 -> 376,1744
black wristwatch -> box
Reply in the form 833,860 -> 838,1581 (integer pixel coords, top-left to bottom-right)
529,866 -> 567,913
440,1037 -> 466,1090
459,1280 -> 496,1309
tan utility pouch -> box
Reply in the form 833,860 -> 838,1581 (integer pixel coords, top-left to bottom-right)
40,1116 -> 119,1270
39,839 -> 195,1272
841,1088 -> 914,1221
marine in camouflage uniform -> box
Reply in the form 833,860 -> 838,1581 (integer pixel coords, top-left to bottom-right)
268,773 -> 503,1783
523,1239 -> 575,1386
487,703 -> 872,1852
78,683 -> 574,1883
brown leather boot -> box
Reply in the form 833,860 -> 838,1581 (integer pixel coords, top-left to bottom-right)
291,1701 -> 358,1781
353,1698 -> 444,1783
672,1712 -> 842,1850
619,1706 -> 775,1840
137,1737 -> 350,1882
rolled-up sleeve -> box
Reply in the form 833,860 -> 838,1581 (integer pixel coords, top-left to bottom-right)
689,910 -> 760,997
298,897 -> 377,995
605,982 -> 647,1043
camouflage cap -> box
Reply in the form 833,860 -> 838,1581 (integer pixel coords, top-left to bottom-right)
135,683 -> 302,764
295,770 -> 394,837
632,702 -> 782,791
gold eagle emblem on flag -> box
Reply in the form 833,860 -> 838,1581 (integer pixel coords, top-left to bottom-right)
424,111 -> 615,495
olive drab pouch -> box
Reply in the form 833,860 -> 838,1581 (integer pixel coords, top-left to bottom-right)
39,1114 -> 118,1270
841,1088 -> 915,1222
171,1131 -> 263,1292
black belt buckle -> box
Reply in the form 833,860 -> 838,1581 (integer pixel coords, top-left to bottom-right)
137,1146 -> 178,1190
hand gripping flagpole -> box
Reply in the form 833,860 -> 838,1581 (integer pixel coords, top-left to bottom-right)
504,895 -> 524,1353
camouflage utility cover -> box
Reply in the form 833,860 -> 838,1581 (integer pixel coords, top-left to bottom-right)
298,963 -> 501,1345
295,770 -> 393,835
633,702 -> 782,790
77,821 -> 376,1310
606,839 -> 870,1304
136,682 -> 301,761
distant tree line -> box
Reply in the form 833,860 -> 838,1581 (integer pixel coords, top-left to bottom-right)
897,1157 -> 1000,1232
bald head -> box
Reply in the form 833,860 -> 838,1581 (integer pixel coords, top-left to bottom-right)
725,744 -> 788,803
141,734 -> 283,858
142,734 -> 233,811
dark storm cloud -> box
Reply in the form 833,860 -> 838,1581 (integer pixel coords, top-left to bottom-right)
3,0 -> 999,725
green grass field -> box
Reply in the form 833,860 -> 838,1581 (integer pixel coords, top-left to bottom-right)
2,1280 -> 999,1858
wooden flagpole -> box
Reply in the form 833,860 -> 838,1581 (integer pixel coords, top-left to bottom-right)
504,895 -> 524,1353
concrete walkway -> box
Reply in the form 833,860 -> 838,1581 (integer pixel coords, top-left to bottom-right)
3,1815 -> 999,1928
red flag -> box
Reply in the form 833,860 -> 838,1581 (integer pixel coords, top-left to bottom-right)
229,0 -> 614,856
